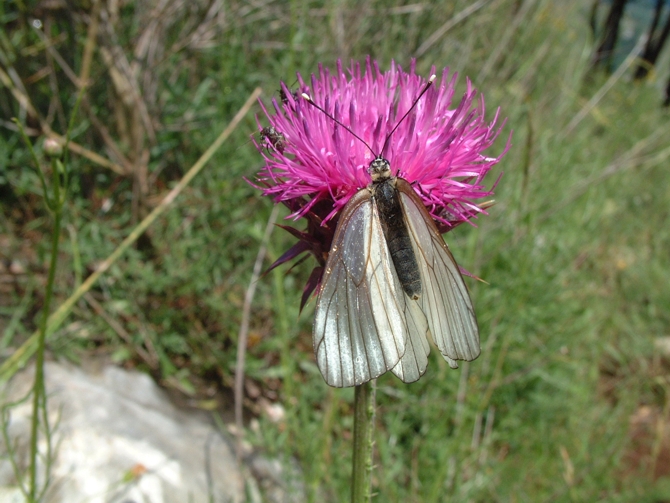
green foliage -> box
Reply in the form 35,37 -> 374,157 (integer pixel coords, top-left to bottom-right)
2,0 -> 670,501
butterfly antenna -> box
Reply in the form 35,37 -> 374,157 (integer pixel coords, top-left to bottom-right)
301,93 -> 376,157
380,74 -> 436,156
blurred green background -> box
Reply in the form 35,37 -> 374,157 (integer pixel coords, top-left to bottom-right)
1,0 -> 670,501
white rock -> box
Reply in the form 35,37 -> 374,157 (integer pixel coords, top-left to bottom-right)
0,362 -> 245,503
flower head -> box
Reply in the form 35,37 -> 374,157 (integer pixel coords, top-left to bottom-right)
254,58 -> 509,307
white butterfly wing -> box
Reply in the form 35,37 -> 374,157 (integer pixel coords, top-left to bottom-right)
314,190 -> 417,387
397,180 -> 480,366
389,298 -> 430,383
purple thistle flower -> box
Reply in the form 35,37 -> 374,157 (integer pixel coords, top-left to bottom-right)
254,58 -> 509,308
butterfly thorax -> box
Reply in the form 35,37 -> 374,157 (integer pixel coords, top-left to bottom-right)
368,157 -> 422,300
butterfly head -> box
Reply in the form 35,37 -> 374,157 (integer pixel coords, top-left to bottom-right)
369,156 -> 392,182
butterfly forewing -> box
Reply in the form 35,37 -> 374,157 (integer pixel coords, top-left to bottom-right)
314,191 -> 410,387
397,180 -> 480,365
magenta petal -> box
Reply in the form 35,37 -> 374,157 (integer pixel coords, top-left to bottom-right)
253,58 -> 508,227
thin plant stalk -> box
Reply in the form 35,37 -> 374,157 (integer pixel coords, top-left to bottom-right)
234,204 -> 279,460
13,125 -> 64,500
351,380 -> 376,503
14,77 -> 86,500
28,186 -> 62,500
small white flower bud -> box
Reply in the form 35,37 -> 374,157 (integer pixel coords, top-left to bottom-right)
43,138 -> 63,158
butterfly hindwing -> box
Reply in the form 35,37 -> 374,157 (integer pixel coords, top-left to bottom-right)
389,297 -> 430,383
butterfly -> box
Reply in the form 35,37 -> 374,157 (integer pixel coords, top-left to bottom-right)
305,79 -> 480,388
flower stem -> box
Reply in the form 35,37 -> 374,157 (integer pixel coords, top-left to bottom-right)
29,193 -> 62,501
351,380 -> 376,503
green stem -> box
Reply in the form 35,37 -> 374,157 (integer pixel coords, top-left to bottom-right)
22,67 -> 85,501
28,200 -> 62,501
351,380 -> 376,503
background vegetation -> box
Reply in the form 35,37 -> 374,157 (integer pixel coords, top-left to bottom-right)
1,0 -> 670,501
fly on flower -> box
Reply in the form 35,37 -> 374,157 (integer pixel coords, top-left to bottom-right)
254,59 -> 509,388
259,126 -> 286,153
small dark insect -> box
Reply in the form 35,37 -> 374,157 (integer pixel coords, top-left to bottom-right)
279,88 -> 299,106
260,126 -> 286,153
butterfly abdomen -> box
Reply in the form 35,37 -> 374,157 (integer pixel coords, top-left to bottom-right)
374,178 -> 422,300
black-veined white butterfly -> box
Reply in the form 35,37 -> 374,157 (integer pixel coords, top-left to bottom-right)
304,79 -> 481,388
